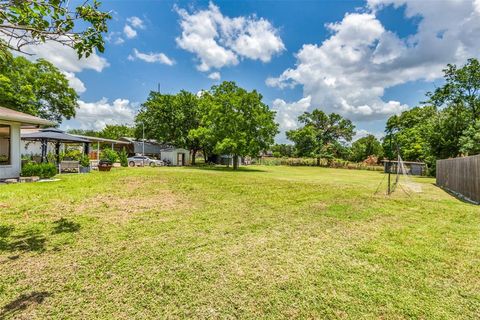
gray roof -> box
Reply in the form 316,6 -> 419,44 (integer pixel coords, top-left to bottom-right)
0,106 -> 56,126
71,134 -> 130,145
22,128 -> 91,143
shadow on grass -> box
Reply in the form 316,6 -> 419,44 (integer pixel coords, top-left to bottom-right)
0,291 -> 52,319
52,218 -> 80,234
0,226 -> 46,253
188,165 -> 267,173
434,183 -> 479,205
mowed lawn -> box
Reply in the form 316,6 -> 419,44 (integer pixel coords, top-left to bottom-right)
0,166 -> 479,319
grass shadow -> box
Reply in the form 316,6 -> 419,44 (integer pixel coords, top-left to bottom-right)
52,218 -> 80,234
188,165 -> 267,173
0,226 -> 46,253
0,291 -> 52,319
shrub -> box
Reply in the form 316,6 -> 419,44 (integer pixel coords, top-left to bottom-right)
61,149 -> 82,161
21,162 -> 57,179
79,154 -> 90,167
100,148 -> 118,163
119,147 -> 128,167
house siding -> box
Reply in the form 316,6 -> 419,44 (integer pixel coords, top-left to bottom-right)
0,120 -> 21,180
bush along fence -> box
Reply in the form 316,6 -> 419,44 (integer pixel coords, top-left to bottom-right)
436,155 -> 480,204
255,157 -> 384,172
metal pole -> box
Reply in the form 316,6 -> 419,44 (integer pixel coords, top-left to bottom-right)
142,122 -> 145,166
388,134 -> 392,195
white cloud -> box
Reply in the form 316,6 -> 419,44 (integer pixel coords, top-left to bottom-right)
272,96 -> 312,141
175,2 -> 284,72
127,16 -> 145,29
106,32 -> 125,45
22,40 -> 109,73
129,48 -> 175,65
74,98 -> 137,130
63,72 -> 86,94
352,129 -> 385,142
268,0 -> 480,128
123,24 -> 137,39
208,72 -> 221,80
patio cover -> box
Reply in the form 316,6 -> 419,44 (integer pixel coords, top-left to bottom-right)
22,128 -> 91,163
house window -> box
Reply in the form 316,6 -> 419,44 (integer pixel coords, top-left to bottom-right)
0,125 -> 11,165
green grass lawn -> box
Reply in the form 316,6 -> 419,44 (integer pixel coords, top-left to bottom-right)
0,166 -> 479,319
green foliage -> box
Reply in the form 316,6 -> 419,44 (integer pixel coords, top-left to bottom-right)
271,144 -> 295,157
119,148 -> 128,167
350,135 -> 383,162
21,162 -> 57,179
196,81 -> 279,169
79,154 -> 90,167
137,82 -> 278,169
100,148 -> 118,163
427,58 -> 480,120
0,56 -> 78,122
383,58 -> 480,175
287,110 -> 355,164
101,125 -> 134,140
0,0 -> 111,59
136,90 -> 201,163
61,149 -> 82,161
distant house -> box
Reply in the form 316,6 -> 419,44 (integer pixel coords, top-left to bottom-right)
0,107 -> 54,180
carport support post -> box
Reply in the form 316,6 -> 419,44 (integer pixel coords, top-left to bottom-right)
97,142 -> 100,160
41,139 -> 47,163
55,141 -> 60,164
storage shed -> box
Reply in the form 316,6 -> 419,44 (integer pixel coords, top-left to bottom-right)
160,148 -> 190,166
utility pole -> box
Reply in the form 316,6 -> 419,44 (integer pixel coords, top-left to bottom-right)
157,83 -> 160,93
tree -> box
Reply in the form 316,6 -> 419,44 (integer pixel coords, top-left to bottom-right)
135,91 -> 202,164
383,106 -> 436,162
100,125 -> 134,140
287,110 -> 355,165
195,81 -> 278,169
427,58 -> 480,122
0,0 -> 111,60
350,135 -> 383,162
271,144 -> 295,157
0,55 -> 78,122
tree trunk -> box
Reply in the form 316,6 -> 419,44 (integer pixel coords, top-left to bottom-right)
233,154 -> 239,170
191,150 -> 196,165
317,157 -> 320,166
203,149 -> 208,164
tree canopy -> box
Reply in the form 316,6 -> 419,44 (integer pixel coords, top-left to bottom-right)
350,134 -> 383,163
0,0 -> 111,61
287,110 -> 355,165
0,55 -> 78,122
384,58 -> 480,175
135,90 -> 202,163
195,82 -> 278,169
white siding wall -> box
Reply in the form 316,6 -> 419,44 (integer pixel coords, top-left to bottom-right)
160,149 -> 190,166
0,121 -> 21,179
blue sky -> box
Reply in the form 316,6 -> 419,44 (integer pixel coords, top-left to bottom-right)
36,0 -> 480,142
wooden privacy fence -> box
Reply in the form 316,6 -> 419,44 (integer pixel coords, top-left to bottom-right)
436,155 -> 480,203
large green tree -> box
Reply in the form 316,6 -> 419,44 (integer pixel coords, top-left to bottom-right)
287,110 -> 355,165
350,134 -> 383,162
135,91 -> 202,164
0,55 -> 78,122
194,81 -> 278,169
427,58 -> 480,122
0,0 -> 111,61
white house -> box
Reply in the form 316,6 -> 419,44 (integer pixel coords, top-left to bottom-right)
0,107 -> 54,180
160,147 -> 190,166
